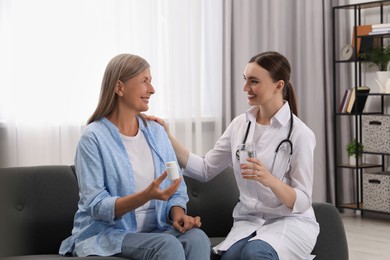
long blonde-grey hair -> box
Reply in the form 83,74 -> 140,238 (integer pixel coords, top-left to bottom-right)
87,54 -> 150,125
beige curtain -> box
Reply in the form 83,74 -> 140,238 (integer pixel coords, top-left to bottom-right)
222,0 -> 331,202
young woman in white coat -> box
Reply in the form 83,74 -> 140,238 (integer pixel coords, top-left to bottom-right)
149,51 -> 319,260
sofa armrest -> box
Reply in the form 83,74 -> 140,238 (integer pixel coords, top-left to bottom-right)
311,202 -> 349,260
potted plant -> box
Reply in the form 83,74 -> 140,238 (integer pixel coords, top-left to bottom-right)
359,45 -> 390,71
359,45 -> 390,93
346,139 -> 364,165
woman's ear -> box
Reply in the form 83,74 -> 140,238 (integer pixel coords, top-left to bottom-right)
115,80 -> 124,96
273,80 -> 284,95
276,80 -> 285,91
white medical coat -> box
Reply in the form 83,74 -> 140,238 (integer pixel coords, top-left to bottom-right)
184,103 -> 319,260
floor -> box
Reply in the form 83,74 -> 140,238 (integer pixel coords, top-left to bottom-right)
341,210 -> 390,260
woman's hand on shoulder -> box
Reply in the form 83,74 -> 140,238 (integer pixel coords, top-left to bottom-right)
142,114 -> 170,134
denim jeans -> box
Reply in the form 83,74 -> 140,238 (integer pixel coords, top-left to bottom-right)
119,228 -> 210,260
221,233 -> 279,260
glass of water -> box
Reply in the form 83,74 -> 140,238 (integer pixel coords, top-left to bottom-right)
237,142 -> 257,164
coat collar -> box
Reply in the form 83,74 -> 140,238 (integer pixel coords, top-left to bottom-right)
245,101 -> 291,127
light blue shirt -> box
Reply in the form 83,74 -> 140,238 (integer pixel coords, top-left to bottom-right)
59,117 -> 188,257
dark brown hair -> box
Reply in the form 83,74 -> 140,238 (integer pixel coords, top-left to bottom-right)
249,51 -> 298,116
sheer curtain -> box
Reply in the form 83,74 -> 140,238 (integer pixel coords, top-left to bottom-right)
0,0 -> 223,167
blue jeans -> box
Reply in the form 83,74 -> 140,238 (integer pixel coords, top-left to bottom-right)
221,234 -> 279,260
119,228 -> 210,260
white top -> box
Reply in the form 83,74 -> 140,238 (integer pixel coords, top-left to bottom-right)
184,103 -> 319,259
120,131 -> 157,233
254,122 -> 268,142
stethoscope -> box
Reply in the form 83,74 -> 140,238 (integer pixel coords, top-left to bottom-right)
235,111 -> 294,177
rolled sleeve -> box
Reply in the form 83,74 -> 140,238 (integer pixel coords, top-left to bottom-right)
91,195 -> 119,223
289,124 -> 316,213
75,130 -> 121,224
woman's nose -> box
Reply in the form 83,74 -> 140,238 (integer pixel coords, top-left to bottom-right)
243,82 -> 250,92
149,83 -> 155,94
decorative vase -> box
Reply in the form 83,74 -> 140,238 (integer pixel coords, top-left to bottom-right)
375,71 -> 390,93
349,156 -> 362,166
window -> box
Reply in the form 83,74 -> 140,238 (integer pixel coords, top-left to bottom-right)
0,0 -> 223,166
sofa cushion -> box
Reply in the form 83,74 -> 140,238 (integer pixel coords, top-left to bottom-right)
3,255 -> 125,260
184,166 -> 239,238
0,166 -> 79,257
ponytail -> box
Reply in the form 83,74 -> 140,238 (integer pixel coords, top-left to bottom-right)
284,81 -> 298,117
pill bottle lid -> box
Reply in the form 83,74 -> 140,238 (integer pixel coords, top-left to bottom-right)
166,161 -> 177,167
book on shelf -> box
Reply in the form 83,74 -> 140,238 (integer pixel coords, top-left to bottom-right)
369,27 -> 390,35
338,88 -> 351,113
371,23 -> 390,29
369,30 -> 390,35
371,27 -> 390,32
346,86 -> 370,113
352,25 -> 372,55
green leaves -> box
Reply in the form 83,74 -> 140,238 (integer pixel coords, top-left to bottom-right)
359,46 -> 390,71
346,138 -> 364,157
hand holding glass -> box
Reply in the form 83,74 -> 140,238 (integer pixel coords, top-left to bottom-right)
238,143 -> 257,164
238,143 -> 257,177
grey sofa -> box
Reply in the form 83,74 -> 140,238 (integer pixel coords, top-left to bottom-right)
0,165 -> 348,260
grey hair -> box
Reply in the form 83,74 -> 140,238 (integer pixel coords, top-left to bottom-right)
87,54 -> 150,124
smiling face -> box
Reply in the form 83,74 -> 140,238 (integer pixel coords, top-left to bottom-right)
115,68 -> 155,114
243,62 -> 284,108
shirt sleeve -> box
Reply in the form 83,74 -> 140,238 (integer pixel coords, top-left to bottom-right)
184,117 -> 240,182
75,131 -> 117,224
290,124 -> 316,214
